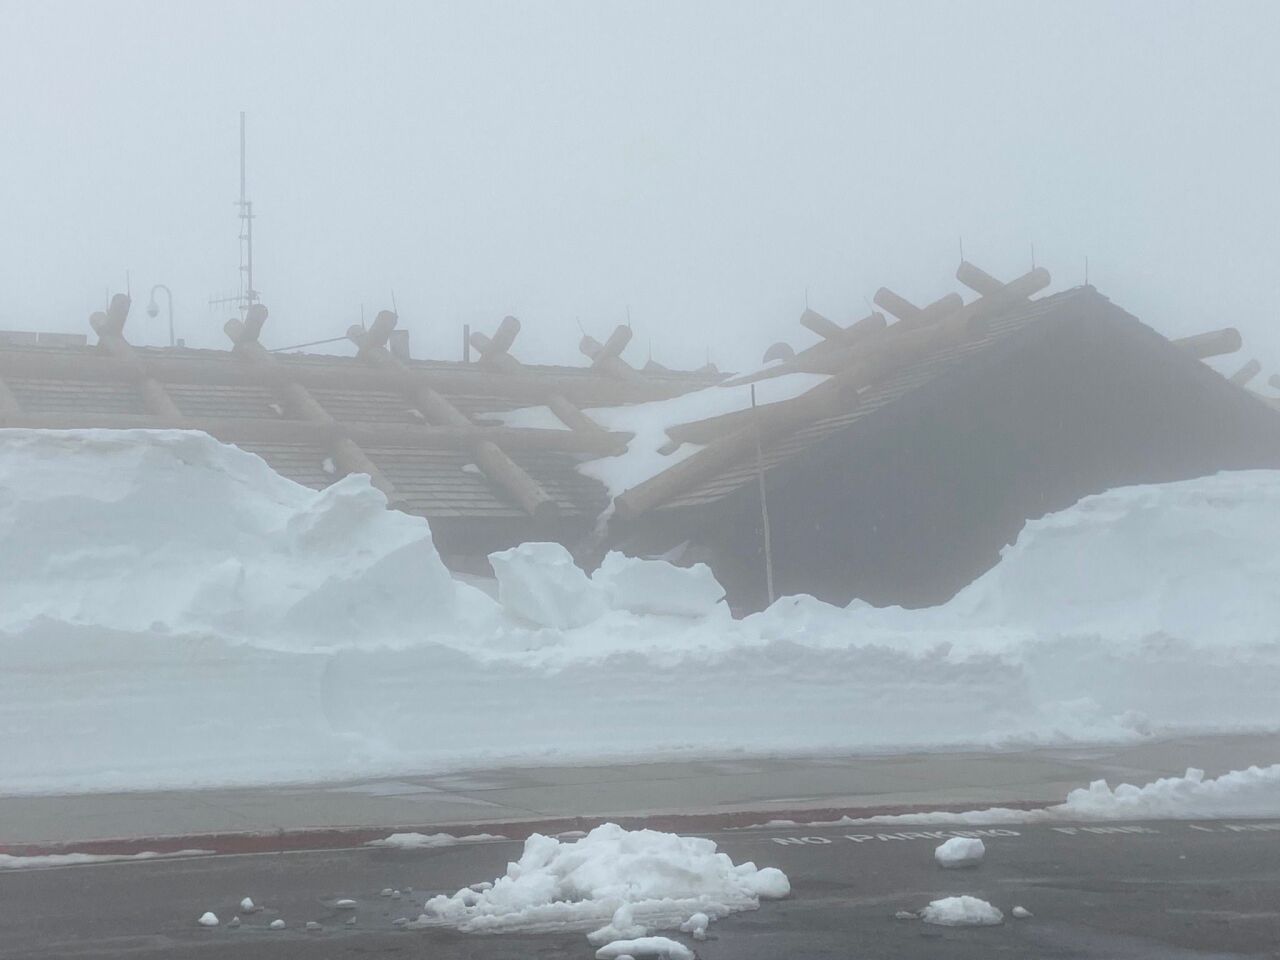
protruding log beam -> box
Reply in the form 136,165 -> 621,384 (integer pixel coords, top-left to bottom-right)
1174,328 -> 1242,360
470,316 -> 617,445
226,305 -> 399,500
581,325 -> 646,384
90,294 -> 183,418
955,260 -> 1004,297
614,303 -> 990,518
1230,359 -> 1262,387
352,311 -> 559,522
872,290 -> 964,329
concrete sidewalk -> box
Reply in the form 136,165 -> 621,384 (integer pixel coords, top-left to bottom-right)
2,734 -> 1274,854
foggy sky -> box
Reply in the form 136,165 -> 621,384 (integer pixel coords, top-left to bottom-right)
2,0 -> 1278,374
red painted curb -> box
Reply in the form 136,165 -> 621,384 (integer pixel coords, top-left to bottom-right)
0,799 -> 1049,859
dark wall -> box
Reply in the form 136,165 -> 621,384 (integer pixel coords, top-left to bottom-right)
664,302 -> 1280,612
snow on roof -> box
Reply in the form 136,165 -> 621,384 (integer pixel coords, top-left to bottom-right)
574,372 -> 830,498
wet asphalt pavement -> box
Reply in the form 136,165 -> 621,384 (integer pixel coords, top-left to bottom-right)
3,818 -> 1280,959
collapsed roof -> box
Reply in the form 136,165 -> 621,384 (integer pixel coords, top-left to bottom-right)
1,259 -> 1276,607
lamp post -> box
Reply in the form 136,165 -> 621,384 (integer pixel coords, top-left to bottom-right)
146,284 -> 174,347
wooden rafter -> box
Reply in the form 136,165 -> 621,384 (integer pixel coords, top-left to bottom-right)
470,316 -> 622,446
349,311 -> 560,523
224,305 -> 399,500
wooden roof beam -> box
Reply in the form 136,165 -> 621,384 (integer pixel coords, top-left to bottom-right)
1230,359 -> 1262,387
89,293 -> 183,419
472,316 -> 619,445
351,311 -> 560,523
581,325 -> 646,384
1174,328 -> 1242,360
225,304 -> 400,501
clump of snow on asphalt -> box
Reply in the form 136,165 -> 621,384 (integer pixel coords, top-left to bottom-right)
678,911 -> 709,940
920,896 -> 1003,926
595,936 -> 695,960
415,823 -> 788,938
934,836 -> 985,868
239,896 -> 257,912
268,918 -> 285,930
0,849 -> 212,870
366,831 -> 507,850
1012,905 -> 1033,919
7,430 -> 1280,795
197,911 -> 219,927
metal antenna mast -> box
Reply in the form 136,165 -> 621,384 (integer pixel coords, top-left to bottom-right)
209,112 -> 261,321
238,111 -> 257,319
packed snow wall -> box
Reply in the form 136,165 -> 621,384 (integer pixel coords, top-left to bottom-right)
2,428 -> 1280,794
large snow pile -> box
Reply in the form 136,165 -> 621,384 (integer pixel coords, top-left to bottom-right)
4,428 -> 1280,794
0,429 -> 474,649
414,823 -> 788,940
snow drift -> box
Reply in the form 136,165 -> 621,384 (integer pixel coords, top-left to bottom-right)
3,428 -> 1280,794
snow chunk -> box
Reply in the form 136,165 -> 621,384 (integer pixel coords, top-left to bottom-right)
920,896 -> 1003,926
678,912 -> 709,939
1012,905 -> 1033,919
934,836 -> 985,868
334,898 -> 357,909
595,937 -> 695,960
489,542 -> 608,628
227,916 -> 240,928
417,822 -> 788,935
268,919 -> 285,930
366,831 -> 506,850
197,912 -> 219,927
591,552 -> 726,618
588,904 -> 648,945
239,897 -> 256,912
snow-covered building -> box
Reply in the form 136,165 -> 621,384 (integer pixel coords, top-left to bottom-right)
2,260 -> 1277,613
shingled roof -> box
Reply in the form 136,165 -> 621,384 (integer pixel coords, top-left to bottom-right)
0,302 -> 719,554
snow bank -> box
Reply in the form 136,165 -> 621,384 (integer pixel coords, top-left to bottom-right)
576,373 -> 829,497
415,823 -> 788,937
5,428 -> 1280,794
0,429 -> 475,650
1057,764 -> 1280,820
0,849 -> 212,870
366,832 -> 507,849
920,896 -> 1003,926
761,763 -> 1280,828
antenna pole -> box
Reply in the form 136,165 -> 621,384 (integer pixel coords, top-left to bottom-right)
239,111 -> 256,319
